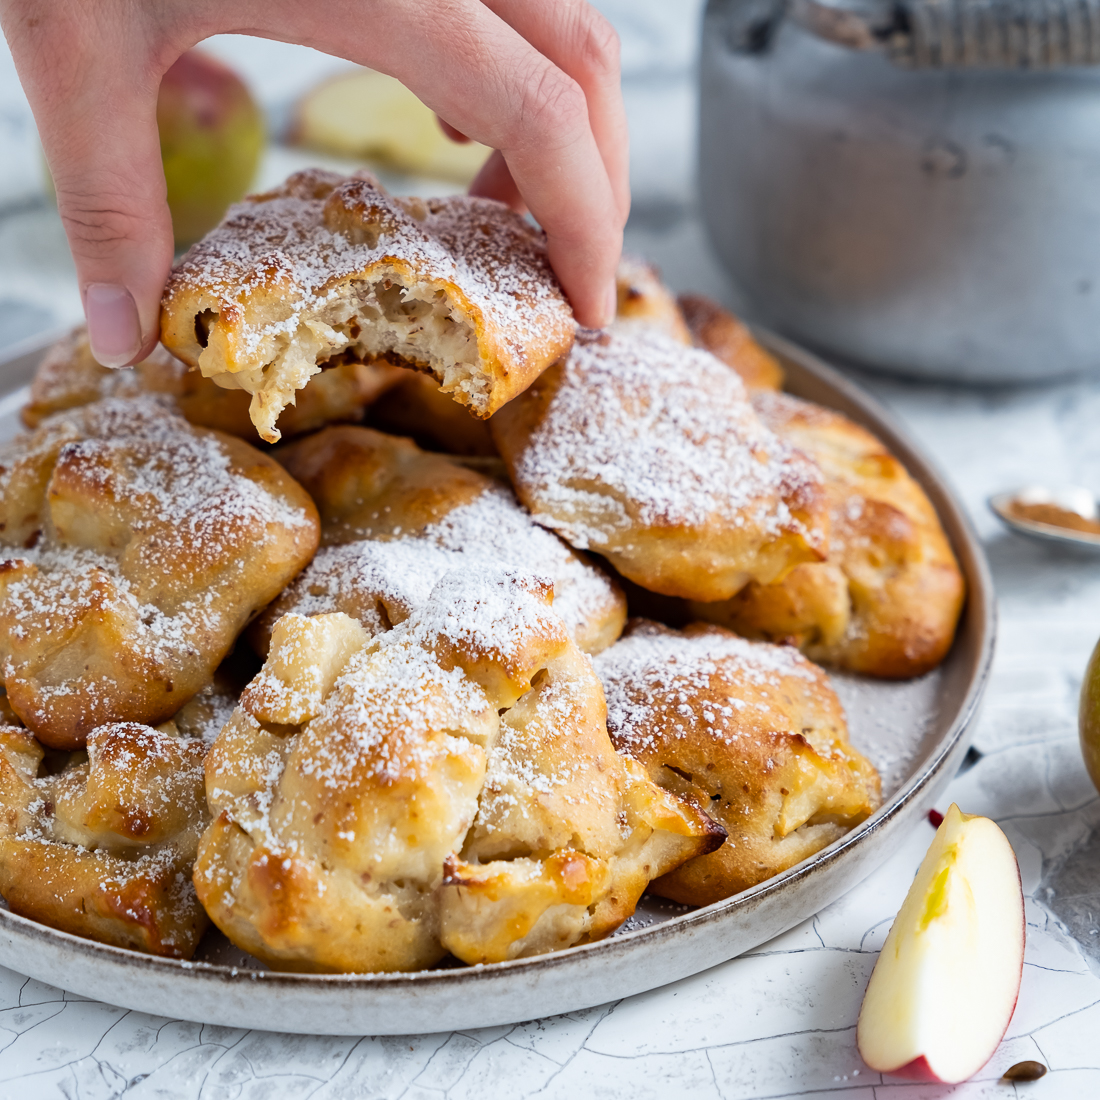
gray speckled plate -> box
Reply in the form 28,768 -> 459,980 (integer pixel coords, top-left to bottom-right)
0,329 -> 995,1036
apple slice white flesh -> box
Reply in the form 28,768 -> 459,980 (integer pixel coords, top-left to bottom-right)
856,804 -> 1025,1083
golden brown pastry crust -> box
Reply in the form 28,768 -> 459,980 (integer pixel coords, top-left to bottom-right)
0,721 -> 211,957
596,620 -> 881,906
22,327 -> 400,440
0,397 -> 319,748
614,256 -> 692,344
161,170 -> 575,442
491,328 -> 828,602
691,393 -> 965,678
195,571 -> 718,972
259,426 -> 626,655
677,294 -> 785,391
367,369 -> 498,457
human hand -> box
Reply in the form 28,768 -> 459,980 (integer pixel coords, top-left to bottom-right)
0,0 -> 628,366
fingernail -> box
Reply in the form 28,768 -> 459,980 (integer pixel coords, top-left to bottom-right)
603,282 -> 618,328
85,283 -> 142,368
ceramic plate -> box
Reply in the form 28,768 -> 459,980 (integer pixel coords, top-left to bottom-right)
0,329 -> 995,1036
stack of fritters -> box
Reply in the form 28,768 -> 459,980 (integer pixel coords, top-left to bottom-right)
197,571 -> 719,972
0,174 -> 966,971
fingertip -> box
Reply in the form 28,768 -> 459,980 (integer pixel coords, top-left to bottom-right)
84,283 -> 144,368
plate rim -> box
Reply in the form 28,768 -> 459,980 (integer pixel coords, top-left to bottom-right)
0,327 -> 997,1019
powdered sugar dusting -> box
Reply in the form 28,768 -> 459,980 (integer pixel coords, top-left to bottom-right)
165,170 -> 570,373
595,622 -> 819,756
285,568 -> 558,792
507,328 -> 823,547
273,483 -> 619,646
0,395 -> 317,737
70,397 -> 313,536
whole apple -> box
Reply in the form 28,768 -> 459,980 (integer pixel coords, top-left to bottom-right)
158,50 -> 265,246
1080,637 -> 1100,794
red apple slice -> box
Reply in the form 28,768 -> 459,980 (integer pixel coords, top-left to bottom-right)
856,804 -> 1025,1083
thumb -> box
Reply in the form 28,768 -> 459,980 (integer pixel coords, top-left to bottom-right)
7,9 -> 174,366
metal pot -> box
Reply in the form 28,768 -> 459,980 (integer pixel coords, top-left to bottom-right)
698,0 -> 1100,382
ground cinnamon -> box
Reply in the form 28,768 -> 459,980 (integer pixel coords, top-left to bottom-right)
1006,500 -> 1100,535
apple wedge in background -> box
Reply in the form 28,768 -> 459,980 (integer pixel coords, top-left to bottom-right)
289,68 -> 492,184
857,804 -> 1025,1083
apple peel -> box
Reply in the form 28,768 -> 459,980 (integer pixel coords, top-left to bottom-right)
856,803 -> 1025,1084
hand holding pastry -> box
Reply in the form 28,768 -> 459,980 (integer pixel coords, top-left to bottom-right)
0,0 -> 628,366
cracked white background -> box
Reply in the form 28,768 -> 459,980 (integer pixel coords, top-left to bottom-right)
2,2 -> 1100,1096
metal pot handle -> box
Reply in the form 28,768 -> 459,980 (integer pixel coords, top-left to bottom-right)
711,0 -> 1100,68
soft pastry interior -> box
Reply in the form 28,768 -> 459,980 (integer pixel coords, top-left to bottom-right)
160,170 -> 575,441
22,326 -> 400,443
195,570 -> 720,972
596,620 -> 882,906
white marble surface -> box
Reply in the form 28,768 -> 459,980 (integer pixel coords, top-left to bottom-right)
2,4 -> 1100,1096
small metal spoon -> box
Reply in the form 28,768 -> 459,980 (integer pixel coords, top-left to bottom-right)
989,485 -> 1100,551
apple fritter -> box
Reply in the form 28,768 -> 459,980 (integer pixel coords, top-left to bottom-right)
161,169 -> 575,442
195,570 -> 720,972
691,393 -> 965,678
491,327 -> 828,602
0,720 -> 211,957
367,369 -> 498,457
596,620 -> 882,906
22,326 -> 399,441
614,255 -> 692,343
677,294 -> 785,391
610,256 -> 784,392
0,396 -> 319,749
257,425 -> 626,655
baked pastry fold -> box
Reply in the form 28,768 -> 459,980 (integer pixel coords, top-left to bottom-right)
0,397 -> 319,748
367,369 -> 498,457
676,294 -> 785,392
22,326 -> 399,442
0,719 -> 212,957
258,426 -> 626,655
195,570 -> 719,972
596,620 -> 881,906
161,169 -> 575,442
491,327 -> 828,602
611,257 -> 783,392
690,393 -> 965,678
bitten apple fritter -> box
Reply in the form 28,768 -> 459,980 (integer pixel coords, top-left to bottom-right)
161,170 -> 574,442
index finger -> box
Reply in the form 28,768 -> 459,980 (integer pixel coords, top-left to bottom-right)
248,0 -> 624,327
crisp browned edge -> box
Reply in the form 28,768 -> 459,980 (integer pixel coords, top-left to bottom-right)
0,327 -> 996,1003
